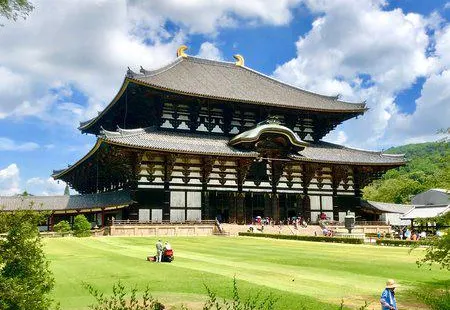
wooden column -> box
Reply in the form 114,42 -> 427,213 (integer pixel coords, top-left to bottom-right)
101,208 -> 105,227
236,193 -> 245,224
48,212 -> 54,231
229,193 -> 237,223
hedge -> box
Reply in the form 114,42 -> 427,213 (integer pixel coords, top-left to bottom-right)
238,232 -> 364,244
375,239 -> 417,246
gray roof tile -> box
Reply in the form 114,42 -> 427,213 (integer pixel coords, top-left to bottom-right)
130,56 -> 366,112
100,127 -> 259,157
291,141 -> 406,165
0,190 -> 133,212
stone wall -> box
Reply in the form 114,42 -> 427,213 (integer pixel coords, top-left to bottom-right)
109,224 -> 215,236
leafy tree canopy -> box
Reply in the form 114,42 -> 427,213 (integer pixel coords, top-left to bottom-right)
363,141 -> 450,203
0,0 -> 33,22
0,209 -> 55,310
73,214 -> 91,237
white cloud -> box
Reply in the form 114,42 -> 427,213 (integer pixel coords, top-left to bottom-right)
129,0 -> 302,35
196,42 -> 223,60
0,0 -> 183,125
0,137 -> 39,151
25,177 -> 67,196
0,164 -> 21,196
274,0 -> 442,148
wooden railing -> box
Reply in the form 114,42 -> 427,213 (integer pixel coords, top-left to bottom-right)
327,220 -> 388,226
111,219 -> 216,226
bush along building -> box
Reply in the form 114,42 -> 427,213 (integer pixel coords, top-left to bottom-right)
52,46 -> 406,225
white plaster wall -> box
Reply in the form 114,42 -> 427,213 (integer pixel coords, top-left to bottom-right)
151,209 -> 162,223
187,192 -> 201,208
170,209 -> 185,222
171,192 -> 185,208
138,209 -> 150,222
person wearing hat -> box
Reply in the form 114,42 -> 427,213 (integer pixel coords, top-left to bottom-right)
155,239 -> 163,262
380,279 -> 397,310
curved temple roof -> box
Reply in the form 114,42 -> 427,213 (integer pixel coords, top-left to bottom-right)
0,190 -> 133,212
79,55 -> 367,131
291,142 -> 406,166
54,127 -> 405,181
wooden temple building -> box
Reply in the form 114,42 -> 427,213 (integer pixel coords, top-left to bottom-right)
51,46 -> 405,225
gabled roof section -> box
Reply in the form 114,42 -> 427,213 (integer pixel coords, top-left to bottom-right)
361,200 -> 414,214
79,55 -> 367,132
130,56 -> 366,111
290,141 -> 407,166
0,190 -> 134,212
401,204 -> 450,220
100,127 -> 258,157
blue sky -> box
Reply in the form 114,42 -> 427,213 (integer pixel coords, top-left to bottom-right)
0,0 -> 449,195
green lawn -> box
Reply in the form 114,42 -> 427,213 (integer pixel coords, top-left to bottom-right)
44,236 -> 449,310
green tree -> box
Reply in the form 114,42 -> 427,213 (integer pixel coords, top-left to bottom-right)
416,212 -> 450,270
0,0 -> 33,22
64,184 -> 70,196
0,209 -> 55,309
73,214 -> 91,237
363,141 -> 450,203
53,220 -> 71,236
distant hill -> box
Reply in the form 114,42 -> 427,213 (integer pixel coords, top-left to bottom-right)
363,141 -> 450,204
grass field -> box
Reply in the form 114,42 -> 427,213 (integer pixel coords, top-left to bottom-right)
44,236 -> 449,310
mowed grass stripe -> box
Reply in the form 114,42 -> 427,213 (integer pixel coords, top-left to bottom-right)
44,236 -> 449,309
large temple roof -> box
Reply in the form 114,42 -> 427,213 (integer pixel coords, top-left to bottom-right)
129,56 -> 366,112
0,190 -> 133,212
100,127 -> 259,157
79,55 -> 367,132
291,141 -> 406,166
54,127 -> 405,182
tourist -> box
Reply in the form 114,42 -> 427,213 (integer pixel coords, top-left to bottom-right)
320,212 -> 327,220
404,229 -> 411,240
420,231 -> 427,239
380,279 -> 397,310
411,232 -> 418,241
436,230 -> 443,237
164,241 -> 172,251
155,239 -> 163,262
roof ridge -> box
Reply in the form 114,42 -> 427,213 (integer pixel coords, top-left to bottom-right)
134,57 -> 185,77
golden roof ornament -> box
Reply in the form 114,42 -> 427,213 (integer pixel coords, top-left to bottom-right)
177,45 -> 188,58
233,54 -> 245,67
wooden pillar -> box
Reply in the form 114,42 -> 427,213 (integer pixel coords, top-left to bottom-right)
101,208 -> 105,227
271,193 -> 279,223
302,195 -> 311,222
236,193 -> 245,224
229,193 -> 237,223
48,212 -> 54,231
264,193 -> 271,218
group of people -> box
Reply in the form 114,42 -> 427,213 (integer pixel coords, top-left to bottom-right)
155,239 -> 171,263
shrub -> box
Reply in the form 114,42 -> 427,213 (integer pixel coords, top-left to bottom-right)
375,239 -> 417,246
83,281 -> 164,310
238,232 -> 364,244
53,220 -> 71,236
73,215 -> 91,237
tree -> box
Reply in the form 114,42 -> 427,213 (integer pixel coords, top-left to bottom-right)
0,0 -> 34,22
416,212 -> 450,270
73,214 -> 91,237
53,220 -> 71,236
0,209 -> 55,309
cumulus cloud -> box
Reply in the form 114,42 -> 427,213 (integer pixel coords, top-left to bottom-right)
196,42 -> 223,60
25,177 -> 67,196
0,137 -> 39,151
129,0 -> 302,35
0,164 -> 21,196
0,0 -> 183,125
274,0 -> 443,148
